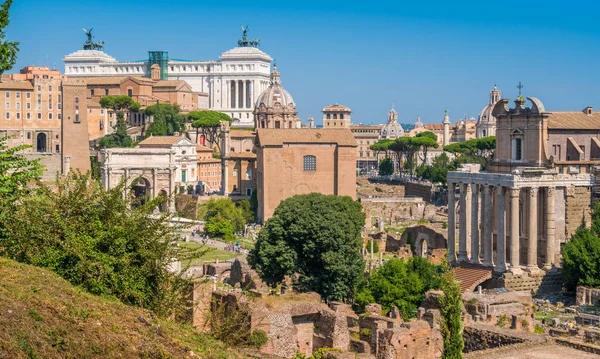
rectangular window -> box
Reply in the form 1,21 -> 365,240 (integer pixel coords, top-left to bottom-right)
90,88 -> 94,96
181,169 -> 187,182
37,102 -> 41,110
105,88 -> 109,96
4,91 -> 8,98
27,132 -> 31,139
56,145 -> 60,153
75,97 -> 79,103
49,85 -> 52,92
15,92 -> 20,99
37,85 -> 41,91
4,112 -> 8,119
246,169 -> 252,180
26,113 -> 30,119
48,113 -> 52,120
4,102 -> 8,109
37,113 -> 41,120
303,155 -> 317,171
58,114 -> 61,120
16,103 -> 20,110
75,114 -> 79,123
515,138 -> 522,160
26,92 -> 30,99
16,113 -> 20,119
37,94 -> 41,101
26,102 -> 30,109
58,103 -> 61,110
48,103 -> 52,110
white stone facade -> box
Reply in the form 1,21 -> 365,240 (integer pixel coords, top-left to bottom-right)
63,39 -> 273,128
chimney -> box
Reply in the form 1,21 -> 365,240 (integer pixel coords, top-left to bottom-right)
584,106 -> 593,115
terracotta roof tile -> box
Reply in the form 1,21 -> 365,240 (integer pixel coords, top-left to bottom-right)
230,130 -> 256,138
256,128 -> 357,147
0,81 -> 34,90
453,264 -> 493,293
153,80 -> 185,88
228,152 -> 256,159
547,111 -> 600,130
196,145 -> 213,152
424,124 -> 445,130
84,77 -> 128,85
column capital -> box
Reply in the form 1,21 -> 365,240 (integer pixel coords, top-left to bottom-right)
546,186 -> 556,196
496,185 -> 505,196
509,187 -> 520,198
528,187 -> 539,197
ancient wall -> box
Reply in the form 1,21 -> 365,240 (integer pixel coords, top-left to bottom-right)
565,186 -> 592,239
404,181 -> 434,202
498,269 -> 563,293
576,286 -> 600,306
463,326 -> 525,353
175,194 -> 200,218
362,198 -> 434,228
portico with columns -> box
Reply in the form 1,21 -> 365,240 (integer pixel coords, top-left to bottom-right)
447,167 -> 590,273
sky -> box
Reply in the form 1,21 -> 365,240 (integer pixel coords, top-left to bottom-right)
7,0 -> 600,126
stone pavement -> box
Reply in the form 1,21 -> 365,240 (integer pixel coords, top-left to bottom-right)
478,344 -> 600,358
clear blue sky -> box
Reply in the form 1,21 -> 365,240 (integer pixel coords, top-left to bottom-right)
8,0 -> 600,126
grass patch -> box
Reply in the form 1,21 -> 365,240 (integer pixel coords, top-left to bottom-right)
179,241 -> 238,265
0,257 -> 248,359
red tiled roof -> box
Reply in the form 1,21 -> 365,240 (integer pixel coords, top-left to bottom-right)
453,264 -> 493,293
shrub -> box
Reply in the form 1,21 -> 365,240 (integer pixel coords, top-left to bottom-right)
247,330 -> 268,349
534,324 -> 546,334
497,314 -> 508,328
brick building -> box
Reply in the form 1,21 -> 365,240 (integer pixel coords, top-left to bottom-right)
255,128 -> 357,222
197,144 -> 221,193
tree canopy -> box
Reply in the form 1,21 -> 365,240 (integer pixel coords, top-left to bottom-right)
562,201 -> 600,291
98,96 -> 141,148
354,257 -> 441,318
144,103 -> 186,137
189,110 -> 231,152
248,193 -> 365,301
199,197 -> 246,241
439,269 -> 464,359
0,0 -> 18,76
378,156 -> 394,176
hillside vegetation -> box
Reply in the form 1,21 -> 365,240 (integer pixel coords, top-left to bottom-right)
0,258 -> 248,359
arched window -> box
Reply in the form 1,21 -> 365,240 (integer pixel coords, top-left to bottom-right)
303,155 -> 316,171
127,88 -> 133,97
340,114 -> 344,119
326,114 -> 331,119
333,114 -> 338,119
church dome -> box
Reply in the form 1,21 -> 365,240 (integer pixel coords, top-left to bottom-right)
254,65 -> 300,129
380,106 -> 404,139
255,65 -> 296,111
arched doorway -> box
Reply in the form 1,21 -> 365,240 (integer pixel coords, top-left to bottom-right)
419,238 -> 428,257
131,177 -> 151,207
158,189 -> 168,212
36,133 -> 46,152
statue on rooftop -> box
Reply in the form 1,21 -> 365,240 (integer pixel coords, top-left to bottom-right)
82,28 -> 105,51
238,25 -> 260,48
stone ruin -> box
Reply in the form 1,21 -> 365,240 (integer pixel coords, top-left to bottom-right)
460,290 -> 535,332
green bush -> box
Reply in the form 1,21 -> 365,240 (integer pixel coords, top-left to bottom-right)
247,330 -> 268,349
354,257 -> 441,319
1,172 -> 204,318
200,197 -> 246,240
378,157 -> 394,176
497,314 -> 508,328
366,239 -> 379,254
534,324 -> 546,334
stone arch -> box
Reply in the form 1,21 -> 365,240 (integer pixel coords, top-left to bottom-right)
131,176 -> 151,206
293,183 -> 310,196
418,238 -> 428,257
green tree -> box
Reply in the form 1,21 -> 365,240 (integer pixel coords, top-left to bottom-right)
249,193 -> 365,301
189,110 -> 231,153
144,103 -> 186,137
0,0 -> 18,76
2,172 -> 205,318
237,199 -> 255,223
439,270 -> 464,359
0,137 -> 43,244
354,257 -> 441,318
370,138 -> 394,159
98,95 -> 141,148
378,156 -> 394,176
415,131 -> 439,167
562,228 -> 600,291
199,197 -> 246,240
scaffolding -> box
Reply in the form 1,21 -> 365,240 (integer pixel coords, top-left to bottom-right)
147,51 -> 169,80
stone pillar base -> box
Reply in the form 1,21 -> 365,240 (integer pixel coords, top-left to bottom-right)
525,266 -> 542,274
509,266 -> 523,275
493,265 -> 507,273
481,260 -> 494,268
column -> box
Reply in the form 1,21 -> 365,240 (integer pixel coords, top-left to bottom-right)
495,186 -> 507,272
458,183 -> 469,262
482,185 -> 493,267
447,183 -> 456,263
509,188 -> 521,270
222,160 -> 229,196
527,187 -> 539,270
238,80 -> 244,109
470,184 -> 480,264
544,187 -> 555,270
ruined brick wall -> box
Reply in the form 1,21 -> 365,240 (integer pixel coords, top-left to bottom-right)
362,198 -> 428,228
565,186 -> 592,239
404,181 -> 434,202
463,326 -> 525,352
576,286 -> 600,306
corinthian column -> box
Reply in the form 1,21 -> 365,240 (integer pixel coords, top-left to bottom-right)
495,186 -> 507,272
544,187 -> 556,270
509,188 -> 521,271
482,185 -> 493,267
447,183 -> 456,263
470,184 -> 480,264
527,187 -> 539,271
458,183 -> 470,262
